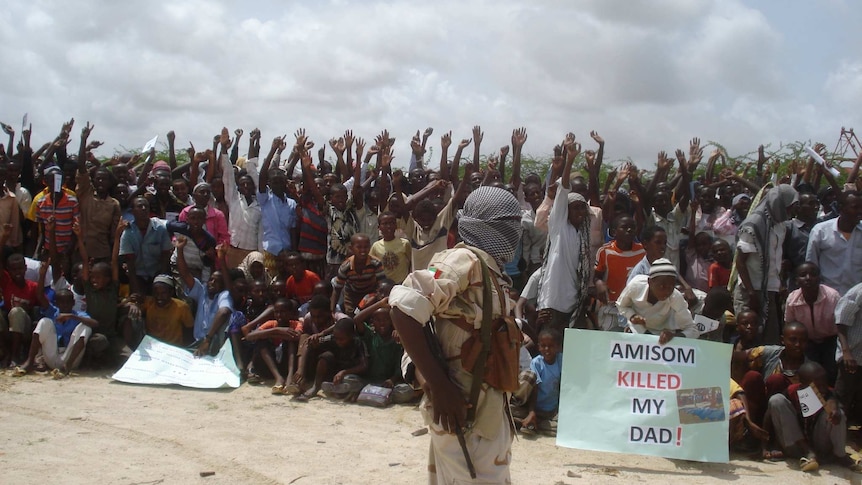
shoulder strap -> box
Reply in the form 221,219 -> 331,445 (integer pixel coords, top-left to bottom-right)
465,247 -> 498,427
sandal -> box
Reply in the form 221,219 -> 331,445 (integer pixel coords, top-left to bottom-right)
836,455 -> 862,473
284,384 -> 300,395
271,385 -> 286,395
799,456 -> 819,472
247,373 -> 263,385
52,369 -> 67,380
11,366 -> 26,377
762,449 -> 784,461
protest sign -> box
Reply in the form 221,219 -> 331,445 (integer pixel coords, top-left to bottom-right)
112,335 -> 240,389
557,330 -> 731,463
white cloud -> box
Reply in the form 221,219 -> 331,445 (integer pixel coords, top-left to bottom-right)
0,0 -> 856,169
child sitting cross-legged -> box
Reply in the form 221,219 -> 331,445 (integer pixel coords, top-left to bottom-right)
512,328 -> 563,436
352,298 -> 412,404
15,263 -> 98,378
244,297 -> 303,395
295,317 -> 367,402
767,361 -> 862,473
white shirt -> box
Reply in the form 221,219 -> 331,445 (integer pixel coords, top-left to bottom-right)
616,275 -> 698,338
221,155 -> 262,251
737,222 -> 785,292
537,186 -> 582,313
650,204 -> 688,271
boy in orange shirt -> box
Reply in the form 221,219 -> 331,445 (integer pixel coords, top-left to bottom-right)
595,215 -> 645,303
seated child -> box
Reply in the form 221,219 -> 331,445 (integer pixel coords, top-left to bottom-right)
81,221 -> 125,365
765,361 -> 862,472
728,378 -> 769,453
352,298 -> 410,403
733,321 -> 810,440
616,258 -> 698,344
684,231 -> 713,292
285,252 -> 320,314
333,233 -> 385,314
708,239 -> 732,289
245,297 -> 303,395
133,274 -> 193,347
513,328 -> 563,436
16,275 -> 97,377
295,317 -> 367,401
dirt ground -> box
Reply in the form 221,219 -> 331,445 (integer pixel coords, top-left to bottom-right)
1,371 -> 860,485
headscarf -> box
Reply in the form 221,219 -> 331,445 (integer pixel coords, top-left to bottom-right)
457,186 -> 523,266
735,184 -> 798,318
730,194 -> 751,226
193,182 -> 211,194
239,251 -> 268,282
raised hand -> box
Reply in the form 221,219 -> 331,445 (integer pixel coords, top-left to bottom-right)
472,125 -> 483,145
657,151 -> 672,172
61,118 -> 75,135
186,142 -> 196,160
689,137 -> 701,160
343,130 -> 354,149
175,235 -> 188,250
584,150 -> 596,169
457,138 -> 472,150
381,148 -> 394,168
757,144 -> 769,166
86,140 -> 104,151
220,127 -> 231,149
410,136 -> 425,157
355,137 -> 366,160
0,122 -> 13,136
234,128 -> 243,139
441,131 -> 452,150
590,130 -> 604,145
250,128 -> 261,142
423,127 -> 433,139
675,149 -> 687,166
167,130 -> 176,144
499,145 -> 509,159
511,127 -> 527,151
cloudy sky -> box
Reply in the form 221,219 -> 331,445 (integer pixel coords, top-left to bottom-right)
1,0 -> 860,169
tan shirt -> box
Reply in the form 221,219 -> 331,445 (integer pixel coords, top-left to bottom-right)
77,172 -> 121,260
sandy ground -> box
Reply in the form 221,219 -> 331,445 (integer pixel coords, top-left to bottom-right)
1,371 -> 860,485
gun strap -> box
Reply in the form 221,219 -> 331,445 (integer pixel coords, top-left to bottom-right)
466,248 -> 496,427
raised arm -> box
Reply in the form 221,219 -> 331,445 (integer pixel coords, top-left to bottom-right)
230,128 -> 242,165
471,125 -> 483,174
439,131 -> 451,182
258,136 -> 283,193
451,137 -> 471,187
248,128 -> 261,160
561,133 -> 580,190
77,122 -> 94,175
511,127 -> 527,190
174,236 -> 195,291
167,130 -> 177,170
0,122 -> 14,159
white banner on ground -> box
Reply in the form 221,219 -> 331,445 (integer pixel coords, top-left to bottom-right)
112,335 -> 240,389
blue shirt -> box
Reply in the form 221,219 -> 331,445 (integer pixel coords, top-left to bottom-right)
119,218 -> 172,279
259,189 -> 297,255
531,353 -> 563,413
806,218 -> 862,295
43,304 -> 91,348
185,279 -> 233,341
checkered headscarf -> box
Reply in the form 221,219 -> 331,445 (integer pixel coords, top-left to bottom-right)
458,186 -> 523,266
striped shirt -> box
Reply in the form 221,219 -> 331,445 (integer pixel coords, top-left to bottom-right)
35,191 -> 80,251
298,195 -> 327,257
595,240 -> 645,302
335,255 -> 385,295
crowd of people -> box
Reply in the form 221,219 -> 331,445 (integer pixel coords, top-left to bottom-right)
2,117 -> 862,479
